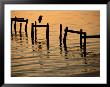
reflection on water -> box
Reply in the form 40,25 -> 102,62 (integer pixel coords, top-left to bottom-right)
11,11 -> 100,77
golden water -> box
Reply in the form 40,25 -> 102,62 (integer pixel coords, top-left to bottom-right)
11,10 -> 100,77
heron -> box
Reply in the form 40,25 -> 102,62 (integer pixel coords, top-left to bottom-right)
38,15 -> 43,23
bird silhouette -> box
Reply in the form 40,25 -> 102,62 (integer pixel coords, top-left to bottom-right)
38,15 -> 43,23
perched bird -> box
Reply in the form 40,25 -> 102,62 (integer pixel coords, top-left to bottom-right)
38,15 -> 43,23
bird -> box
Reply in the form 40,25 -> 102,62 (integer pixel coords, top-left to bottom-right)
38,15 -> 43,23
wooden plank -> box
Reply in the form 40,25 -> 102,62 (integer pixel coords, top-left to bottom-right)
11,18 -> 24,21
16,20 -> 28,22
67,30 -> 85,34
82,35 -> 100,38
33,25 -> 48,27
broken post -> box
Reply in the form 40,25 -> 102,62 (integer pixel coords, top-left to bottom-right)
63,27 -> 68,52
25,19 -> 28,37
46,23 -> 49,50
35,21 -> 37,42
84,32 -> 86,57
14,16 -> 17,35
31,23 -> 34,45
59,24 -> 62,47
20,23 -> 22,37
80,29 -> 83,50
11,20 -> 13,36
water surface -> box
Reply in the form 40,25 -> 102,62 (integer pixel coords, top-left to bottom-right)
11,10 -> 100,77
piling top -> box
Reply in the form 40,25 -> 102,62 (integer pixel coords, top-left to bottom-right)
26,19 -> 28,23
47,23 -> 49,26
80,29 -> 83,31
65,27 -> 68,31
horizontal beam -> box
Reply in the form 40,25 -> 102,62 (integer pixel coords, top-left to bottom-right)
33,25 -> 48,27
11,18 -> 24,21
67,30 -> 85,34
82,35 -> 100,38
11,18 -> 28,23
15,20 -> 28,22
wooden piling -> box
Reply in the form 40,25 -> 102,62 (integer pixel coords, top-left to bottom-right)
11,20 -> 13,36
20,23 -> 22,37
25,19 -> 28,37
84,32 -> 86,57
80,29 -> 83,49
59,24 -> 62,47
35,21 -> 37,42
14,19 -> 17,35
46,23 -> 49,50
63,27 -> 68,51
31,23 -> 34,44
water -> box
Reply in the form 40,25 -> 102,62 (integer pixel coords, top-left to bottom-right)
11,11 -> 100,77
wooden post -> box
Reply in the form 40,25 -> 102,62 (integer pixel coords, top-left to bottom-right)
20,23 -> 22,37
46,23 -> 49,50
35,21 -> 37,42
63,27 -> 68,52
84,32 -> 86,57
25,19 -> 28,37
14,16 -> 17,35
80,29 -> 82,50
31,23 -> 34,45
59,24 -> 62,47
11,20 -> 13,36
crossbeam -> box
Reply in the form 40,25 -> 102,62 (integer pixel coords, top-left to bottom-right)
67,30 -> 86,34
82,35 -> 100,38
33,25 -> 48,27
11,18 -> 24,21
11,17 -> 28,22
15,20 -> 28,22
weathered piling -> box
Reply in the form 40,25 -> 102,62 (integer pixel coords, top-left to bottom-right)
31,23 -> 34,45
35,21 -> 37,42
14,19 -> 17,35
46,23 -> 49,50
80,29 -> 83,57
20,23 -> 22,37
59,24 -> 62,47
83,32 -> 86,57
63,27 -> 68,59
63,27 -> 68,52
11,16 -> 29,36
59,24 -> 63,54
25,19 -> 28,37
80,29 -> 83,50
11,20 -> 13,36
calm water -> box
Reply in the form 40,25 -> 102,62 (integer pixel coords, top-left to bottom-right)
11,11 -> 100,77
